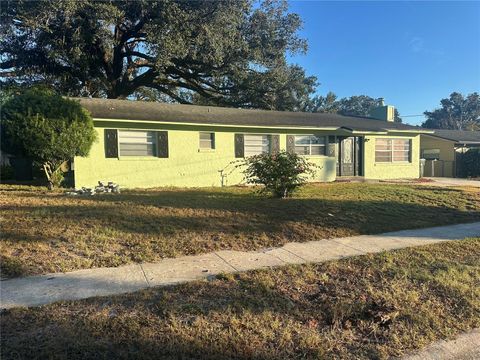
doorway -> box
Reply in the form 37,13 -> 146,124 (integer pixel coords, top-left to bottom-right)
337,136 -> 363,177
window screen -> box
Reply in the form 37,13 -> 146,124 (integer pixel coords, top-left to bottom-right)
199,132 -> 215,149
244,135 -> 271,156
294,135 -> 326,155
375,138 -> 411,163
118,130 -> 156,157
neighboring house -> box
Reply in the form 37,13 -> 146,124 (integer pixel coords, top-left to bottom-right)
420,130 -> 480,177
72,98 -> 431,188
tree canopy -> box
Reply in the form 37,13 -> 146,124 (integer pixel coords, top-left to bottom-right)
0,0 -> 317,110
303,93 -> 402,122
1,88 -> 97,188
422,92 -> 480,130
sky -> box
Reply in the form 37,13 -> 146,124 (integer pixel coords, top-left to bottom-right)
286,1 -> 480,125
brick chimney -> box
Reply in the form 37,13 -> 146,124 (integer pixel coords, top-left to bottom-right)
370,98 -> 395,122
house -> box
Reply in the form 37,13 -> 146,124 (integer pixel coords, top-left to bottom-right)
72,98 -> 431,188
420,130 -> 480,177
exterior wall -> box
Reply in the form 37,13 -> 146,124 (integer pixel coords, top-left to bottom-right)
420,135 -> 455,177
74,122 -> 337,188
363,134 -> 421,179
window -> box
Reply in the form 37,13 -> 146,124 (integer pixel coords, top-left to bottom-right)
375,138 -> 411,163
199,132 -> 215,150
244,134 -> 271,156
294,135 -> 326,155
118,130 -> 156,157
422,149 -> 440,160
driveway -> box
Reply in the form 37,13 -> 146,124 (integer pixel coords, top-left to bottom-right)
422,177 -> 480,188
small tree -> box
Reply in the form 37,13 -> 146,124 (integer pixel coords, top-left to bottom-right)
241,151 -> 316,198
1,88 -> 97,189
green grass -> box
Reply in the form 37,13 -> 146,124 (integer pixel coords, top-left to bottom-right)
1,182 -> 479,278
1,238 -> 479,360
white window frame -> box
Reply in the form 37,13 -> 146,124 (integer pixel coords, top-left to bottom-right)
199,132 -> 215,150
375,138 -> 411,163
244,134 -> 272,156
294,135 -> 327,156
118,129 -> 157,157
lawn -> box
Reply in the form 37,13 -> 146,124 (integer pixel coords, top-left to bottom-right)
1,182 -> 479,278
1,238 -> 479,359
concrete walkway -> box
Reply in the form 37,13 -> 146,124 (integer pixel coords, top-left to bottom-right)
422,177 -> 480,188
402,328 -> 480,360
1,222 -> 479,309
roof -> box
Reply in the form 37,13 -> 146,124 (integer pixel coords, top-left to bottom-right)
428,129 -> 480,144
73,97 -> 428,133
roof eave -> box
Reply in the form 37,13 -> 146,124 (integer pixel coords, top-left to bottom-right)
92,117 -> 342,131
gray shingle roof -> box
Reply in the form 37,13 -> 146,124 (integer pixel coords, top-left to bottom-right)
429,130 -> 480,144
73,97 -> 427,133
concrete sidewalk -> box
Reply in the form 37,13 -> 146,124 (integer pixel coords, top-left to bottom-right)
1,222 -> 479,309
403,328 -> 480,360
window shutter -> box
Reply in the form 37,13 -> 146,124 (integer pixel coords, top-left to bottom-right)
327,136 -> 336,157
409,139 -> 412,163
271,135 -> 280,153
234,134 -> 244,158
105,129 -> 118,158
156,131 -> 169,158
286,135 -> 295,153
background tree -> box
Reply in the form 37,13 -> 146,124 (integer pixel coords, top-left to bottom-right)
0,0 -> 317,111
303,93 -> 402,122
1,89 -> 97,189
422,92 -> 480,130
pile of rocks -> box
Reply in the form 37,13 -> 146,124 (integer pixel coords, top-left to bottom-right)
65,181 -> 120,196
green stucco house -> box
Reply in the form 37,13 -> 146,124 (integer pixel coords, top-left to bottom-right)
72,98 -> 431,188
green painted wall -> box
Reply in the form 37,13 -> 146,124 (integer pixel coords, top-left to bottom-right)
363,134 -> 421,179
73,121 -> 423,188
74,124 -> 337,188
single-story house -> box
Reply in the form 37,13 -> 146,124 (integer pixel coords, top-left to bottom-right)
420,129 -> 480,177
72,98 -> 432,188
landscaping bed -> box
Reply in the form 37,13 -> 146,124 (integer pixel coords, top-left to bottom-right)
1,182 -> 479,278
1,238 -> 479,359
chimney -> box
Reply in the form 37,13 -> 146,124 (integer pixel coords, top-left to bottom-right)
370,98 -> 395,122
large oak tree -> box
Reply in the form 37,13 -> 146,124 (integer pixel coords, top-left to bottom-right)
0,0 -> 316,110
422,92 -> 480,130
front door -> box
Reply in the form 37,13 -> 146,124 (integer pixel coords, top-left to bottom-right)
340,137 -> 355,176
337,137 -> 363,176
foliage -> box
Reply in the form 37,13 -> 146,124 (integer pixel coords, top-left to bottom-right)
0,88 -> 96,188
0,0 -> 317,111
422,92 -> 480,130
241,151 -> 316,198
457,148 -> 480,178
0,164 -> 14,180
304,93 -> 402,122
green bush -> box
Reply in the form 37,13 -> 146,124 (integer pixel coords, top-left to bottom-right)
241,151 -> 316,198
0,164 -> 14,181
1,88 -> 97,189
458,148 -> 480,178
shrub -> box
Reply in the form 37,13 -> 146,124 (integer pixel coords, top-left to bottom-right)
1,88 -> 97,189
241,151 -> 316,198
457,148 -> 480,178
0,164 -> 14,181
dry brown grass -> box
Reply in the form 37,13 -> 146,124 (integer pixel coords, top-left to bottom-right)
1,238 -> 479,360
1,182 -> 479,278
